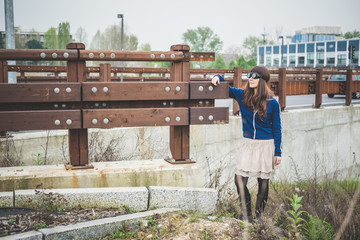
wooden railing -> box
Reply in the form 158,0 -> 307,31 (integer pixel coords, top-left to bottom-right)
0,43 -> 229,168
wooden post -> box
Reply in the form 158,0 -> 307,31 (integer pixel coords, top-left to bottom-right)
233,67 -> 242,115
0,61 -> 8,137
315,68 -> 323,108
278,68 -> 286,111
66,43 -> 90,167
100,64 -> 111,82
345,69 -> 352,106
169,45 -> 190,162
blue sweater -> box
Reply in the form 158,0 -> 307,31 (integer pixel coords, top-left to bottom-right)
217,75 -> 282,157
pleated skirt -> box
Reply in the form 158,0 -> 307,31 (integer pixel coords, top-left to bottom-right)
235,138 -> 275,179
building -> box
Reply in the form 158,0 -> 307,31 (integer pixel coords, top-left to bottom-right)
257,26 -> 359,67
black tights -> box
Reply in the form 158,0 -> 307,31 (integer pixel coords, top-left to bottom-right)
234,174 -> 269,219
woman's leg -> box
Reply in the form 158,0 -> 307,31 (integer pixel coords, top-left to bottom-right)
255,177 -> 269,219
234,174 -> 252,220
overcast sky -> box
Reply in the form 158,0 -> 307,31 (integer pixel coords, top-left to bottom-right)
1,0 -> 360,51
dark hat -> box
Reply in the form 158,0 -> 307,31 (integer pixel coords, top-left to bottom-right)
250,66 -> 270,82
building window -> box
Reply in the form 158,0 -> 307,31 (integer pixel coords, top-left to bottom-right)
337,54 -> 346,65
266,57 -> 271,66
273,58 -> 279,66
282,58 -> 287,66
289,56 -> 296,65
266,46 -> 272,54
307,53 -> 314,65
298,56 -> 305,65
259,55 -> 264,65
327,57 -> 335,65
317,52 -> 324,65
350,51 -> 359,65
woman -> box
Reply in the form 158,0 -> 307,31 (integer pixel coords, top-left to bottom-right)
211,66 -> 282,221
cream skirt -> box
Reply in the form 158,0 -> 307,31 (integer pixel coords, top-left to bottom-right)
235,138 -> 275,179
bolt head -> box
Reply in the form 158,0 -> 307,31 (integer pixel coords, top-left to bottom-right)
160,54 -> 165,59
175,116 -> 181,122
110,53 -> 116,59
52,53 -> 58,59
165,117 -> 171,122
103,87 -> 109,93
92,119 -> 98,125
54,88 -> 60,94
92,87 -> 98,93
54,104 -> 58,108
54,120 -> 60,125
63,52 -> 69,58
175,86 -> 181,92
102,103 -> 107,107
208,86 -> 214,91
199,101 -> 203,105
150,54 -> 155,59
165,86 -> 171,92
163,102 -> 167,106
89,53 -> 94,58
198,86 -> 204,92
66,87 -> 72,93
170,101 -> 174,106
95,103 -> 99,107
66,119 -> 72,125
198,115 -> 204,121
99,53 -> 105,58
208,115 -> 214,121
62,104 -> 66,108
103,118 -> 109,124
40,52 -> 46,58
170,54 -> 175,59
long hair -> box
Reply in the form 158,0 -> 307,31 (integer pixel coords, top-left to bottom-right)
243,79 -> 274,118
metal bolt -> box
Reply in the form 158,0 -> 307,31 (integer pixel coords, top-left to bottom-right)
170,101 -> 174,106
99,53 -> 105,58
103,118 -> 109,124
165,86 -> 171,92
150,54 -> 155,59
103,87 -> 109,93
160,54 -> 165,59
95,103 -> 99,107
110,53 -> 116,59
92,119 -> 98,125
54,120 -> 60,125
199,101 -> 203,105
52,53 -> 58,59
175,86 -> 181,92
165,117 -> 171,122
102,103 -> 107,107
63,52 -> 69,58
200,55 -> 204,58
40,52 -> 46,58
92,87 -> 98,93
66,87 -> 72,93
198,86 -> 204,92
175,116 -> 181,122
163,102 -> 167,106
205,101 -> 210,105
198,115 -> 204,121
89,53 -> 94,58
208,86 -> 214,91
66,119 -> 72,125
191,55 -> 194,58
54,88 -> 60,94
62,104 -> 66,108
170,54 -> 175,59
208,115 -> 214,121
54,104 -> 58,108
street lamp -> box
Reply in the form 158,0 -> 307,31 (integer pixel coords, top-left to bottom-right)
279,36 -> 284,67
117,14 -> 124,82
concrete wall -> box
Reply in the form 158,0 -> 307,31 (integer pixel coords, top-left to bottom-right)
1,104 -> 359,186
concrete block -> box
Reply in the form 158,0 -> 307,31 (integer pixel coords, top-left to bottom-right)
0,231 -> 42,240
0,187 -> 148,211
148,186 -> 217,214
38,208 -> 180,240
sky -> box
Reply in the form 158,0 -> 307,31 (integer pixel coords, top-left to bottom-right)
1,0 -> 360,52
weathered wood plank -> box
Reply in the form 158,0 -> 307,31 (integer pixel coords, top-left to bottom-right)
190,81 -> 229,99
79,50 -> 184,61
0,49 -> 78,61
83,108 -> 189,128
190,107 -> 229,125
82,82 -> 189,101
0,110 -> 81,130
0,83 -> 81,103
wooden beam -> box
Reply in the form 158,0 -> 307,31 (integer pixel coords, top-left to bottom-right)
315,69 -> 323,108
190,107 -> 229,125
190,81 -> 229,99
79,50 -> 184,61
278,68 -> 286,111
0,49 -> 78,61
345,69 -> 352,106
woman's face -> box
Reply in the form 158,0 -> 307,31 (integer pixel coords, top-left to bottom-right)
249,77 -> 260,89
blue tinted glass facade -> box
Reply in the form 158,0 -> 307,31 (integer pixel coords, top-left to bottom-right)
266,46 -> 272,54
283,45 -> 288,53
273,46 -> 279,54
289,45 -> 296,53
337,41 -> 347,51
316,42 -> 325,52
349,40 -> 359,50
326,42 -> 336,52
259,47 -> 264,54
307,43 -> 314,52
298,44 -> 305,53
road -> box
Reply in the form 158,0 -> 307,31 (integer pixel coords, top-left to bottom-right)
215,94 -> 360,111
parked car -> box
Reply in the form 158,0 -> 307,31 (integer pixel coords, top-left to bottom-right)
327,74 -> 360,99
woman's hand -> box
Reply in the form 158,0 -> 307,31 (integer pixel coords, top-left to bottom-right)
274,156 -> 282,166
211,76 -> 220,86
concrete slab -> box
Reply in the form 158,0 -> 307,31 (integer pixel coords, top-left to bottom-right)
0,231 -> 42,240
38,208 -> 180,240
0,187 -> 148,211
0,159 -> 204,191
148,186 -> 217,214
